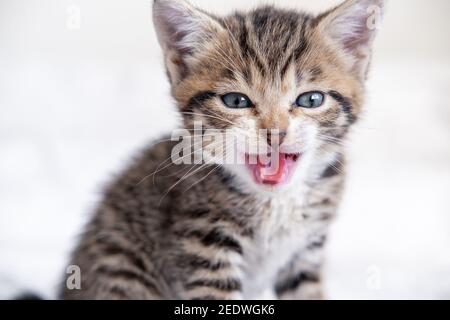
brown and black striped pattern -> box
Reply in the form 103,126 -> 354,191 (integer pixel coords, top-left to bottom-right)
61,0 -> 383,300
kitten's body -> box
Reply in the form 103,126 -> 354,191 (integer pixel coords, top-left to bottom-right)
62,0 -> 383,300
63,140 -> 342,299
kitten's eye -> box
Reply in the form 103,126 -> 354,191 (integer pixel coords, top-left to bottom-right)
221,93 -> 253,109
295,91 -> 325,109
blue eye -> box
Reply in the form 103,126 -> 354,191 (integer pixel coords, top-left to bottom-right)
221,93 -> 253,109
295,91 -> 325,108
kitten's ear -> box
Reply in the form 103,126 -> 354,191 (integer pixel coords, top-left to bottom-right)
153,0 -> 224,84
317,0 -> 385,81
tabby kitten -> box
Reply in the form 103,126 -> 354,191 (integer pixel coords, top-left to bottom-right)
62,0 -> 383,300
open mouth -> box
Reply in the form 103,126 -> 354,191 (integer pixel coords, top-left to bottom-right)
245,152 -> 301,186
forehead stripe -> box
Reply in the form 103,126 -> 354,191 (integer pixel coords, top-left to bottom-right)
234,14 -> 266,77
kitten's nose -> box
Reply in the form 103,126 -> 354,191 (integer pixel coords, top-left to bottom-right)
267,130 -> 287,147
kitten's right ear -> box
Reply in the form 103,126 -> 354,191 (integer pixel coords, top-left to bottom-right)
153,0 -> 224,84
317,0 -> 385,81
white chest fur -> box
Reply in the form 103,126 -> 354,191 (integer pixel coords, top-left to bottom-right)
241,196 -> 312,299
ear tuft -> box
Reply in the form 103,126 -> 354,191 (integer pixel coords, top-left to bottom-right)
153,0 -> 202,54
153,0 -> 224,83
318,0 -> 385,79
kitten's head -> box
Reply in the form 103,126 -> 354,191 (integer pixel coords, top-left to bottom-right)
153,0 -> 384,193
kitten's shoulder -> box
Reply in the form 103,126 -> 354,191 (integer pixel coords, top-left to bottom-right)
101,136 -> 177,201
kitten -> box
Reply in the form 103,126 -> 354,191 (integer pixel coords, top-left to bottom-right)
62,0 -> 383,300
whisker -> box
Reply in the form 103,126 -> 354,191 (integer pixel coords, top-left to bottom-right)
181,111 -> 237,126
158,161 -> 214,205
182,143 -> 237,193
136,132 -> 231,186
183,164 -> 220,193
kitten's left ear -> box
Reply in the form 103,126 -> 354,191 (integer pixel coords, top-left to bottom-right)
317,0 -> 385,81
153,0 -> 225,84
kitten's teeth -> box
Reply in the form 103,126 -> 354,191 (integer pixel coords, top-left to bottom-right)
246,152 -> 301,186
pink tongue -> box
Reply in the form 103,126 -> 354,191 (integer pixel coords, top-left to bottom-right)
254,154 -> 287,185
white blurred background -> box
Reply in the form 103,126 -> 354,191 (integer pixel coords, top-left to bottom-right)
1,0 -> 449,299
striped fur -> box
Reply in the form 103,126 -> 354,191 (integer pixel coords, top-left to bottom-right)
61,0 -> 383,300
